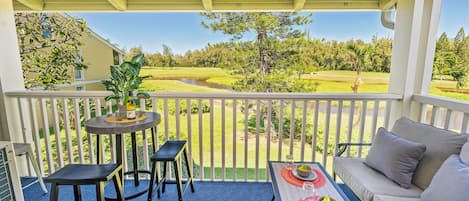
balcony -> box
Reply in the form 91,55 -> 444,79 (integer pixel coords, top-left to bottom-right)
4,90 -> 469,200
1,0 -> 468,200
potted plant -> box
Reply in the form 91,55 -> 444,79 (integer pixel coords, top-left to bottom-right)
102,53 -> 151,116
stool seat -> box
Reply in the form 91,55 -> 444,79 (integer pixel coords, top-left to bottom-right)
151,140 -> 186,161
45,164 -> 124,201
46,164 -> 121,184
148,140 -> 194,201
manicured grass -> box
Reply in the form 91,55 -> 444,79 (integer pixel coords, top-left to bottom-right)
141,67 -> 469,101
141,67 -> 231,80
140,80 -> 228,92
206,77 -> 239,87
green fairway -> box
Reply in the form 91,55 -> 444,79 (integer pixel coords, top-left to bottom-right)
140,67 -> 469,101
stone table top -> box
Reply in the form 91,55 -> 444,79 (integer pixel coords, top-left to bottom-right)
85,112 -> 161,134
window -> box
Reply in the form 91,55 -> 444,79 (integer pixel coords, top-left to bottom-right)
74,68 -> 84,80
113,50 -> 121,65
76,86 -> 85,91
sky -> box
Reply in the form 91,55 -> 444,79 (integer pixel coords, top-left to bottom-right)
70,0 -> 469,55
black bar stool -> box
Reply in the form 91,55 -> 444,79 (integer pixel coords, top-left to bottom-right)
147,140 -> 195,201
45,164 -> 124,201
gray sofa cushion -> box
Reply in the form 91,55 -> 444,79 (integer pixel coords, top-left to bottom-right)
461,142 -> 469,165
365,128 -> 426,188
333,157 -> 422,201
420,155 -> 469,201
391,117 -> 469,189
373,195 -> 420,201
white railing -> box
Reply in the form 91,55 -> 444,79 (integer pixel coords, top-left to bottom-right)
412,94 -> 469,134
6,90 -> 401,181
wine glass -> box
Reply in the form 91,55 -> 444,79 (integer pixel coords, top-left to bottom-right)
302,182 -> 317,201
286,154 -> 295,170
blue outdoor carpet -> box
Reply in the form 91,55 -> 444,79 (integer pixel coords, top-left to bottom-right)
22,177 -> 359,201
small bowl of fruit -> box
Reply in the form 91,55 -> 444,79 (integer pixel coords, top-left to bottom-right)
318,196 -> 336,201
297,164 -> 312,178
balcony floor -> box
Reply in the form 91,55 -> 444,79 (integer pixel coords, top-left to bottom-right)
22,177 -> 359,201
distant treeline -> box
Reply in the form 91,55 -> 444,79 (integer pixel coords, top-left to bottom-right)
127,36 -> 392,73
126,28 -> 468,84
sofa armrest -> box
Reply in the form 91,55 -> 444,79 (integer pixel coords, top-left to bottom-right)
336,143 -> 372,157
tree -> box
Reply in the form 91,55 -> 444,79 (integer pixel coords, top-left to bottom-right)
15,13 -> 87,89
201,12 -> 313,92
346,41 -> 371,93
450,28 -> 468,89
162,44 -> 174,68
125,46 -> 144,61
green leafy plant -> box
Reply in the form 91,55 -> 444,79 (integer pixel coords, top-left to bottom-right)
102,54 -> 151,104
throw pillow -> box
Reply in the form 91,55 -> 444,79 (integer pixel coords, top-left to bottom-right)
391,117 -> 469,189
420,155 -> 469,201
461,142 -> 469,165
365,127 -> 426,188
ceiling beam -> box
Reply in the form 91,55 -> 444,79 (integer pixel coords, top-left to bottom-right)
379,0 -> 396,9
202,0 -> 213,11
16,0 -> 43,10
108,0 -> 127,11
294,0 -> 306,11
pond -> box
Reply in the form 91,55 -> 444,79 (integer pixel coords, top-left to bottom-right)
178,78 -> 232,90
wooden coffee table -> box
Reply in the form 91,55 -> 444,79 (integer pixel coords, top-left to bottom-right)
269,161 -> 350,201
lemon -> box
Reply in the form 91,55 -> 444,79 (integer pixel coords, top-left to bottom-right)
126,104 -> 136,110
298,164 -> 311,171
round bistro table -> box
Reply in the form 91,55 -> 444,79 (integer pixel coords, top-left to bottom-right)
85,112 -> 161,200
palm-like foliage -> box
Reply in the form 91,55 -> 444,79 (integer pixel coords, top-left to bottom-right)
102,54 -> 151,103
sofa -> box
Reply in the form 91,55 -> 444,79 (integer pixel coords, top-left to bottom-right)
333,117 -> 469,201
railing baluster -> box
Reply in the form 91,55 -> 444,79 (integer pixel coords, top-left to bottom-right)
430,106 -> 439,126
175,98 -> 180,139
370,100 -> 379,142
140,99 -> 148,172
210,99 -> 214,180
73,99 -> 84,164
232,99 -> 237,181
300,100 -> 307,162
221,99 -> 226,181
358,101 -> 367,158
84,98 -> 94,164
347,100 -> 355,157
39,98 -> 54,174
444,109 -> 452,130
266,100 -> 272,181
61,99 -> 72,164
51,98 -> 64,168
334,100 -> 343,156
278,100 -> 284,161
419,103 -> 427,123
244,99 -> 248,181
152,98 -> 158,151
107,101 -> 115,163
17,98 -> 32,175
289,101 -> 296,156
323,100 -> 331,167
164,98 -> 169,140
461,113 -> 469,134
312,100 -> 319,162
186,98 -> 193,174
95,98 -> 104,163
198,99 -> 204,180
384,100 -> 391,129
255,99 -> 260,181
29,98 -> 44,176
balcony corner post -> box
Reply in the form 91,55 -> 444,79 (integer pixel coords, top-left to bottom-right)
388,0 -> 441,126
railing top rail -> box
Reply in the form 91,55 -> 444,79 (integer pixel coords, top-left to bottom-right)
5,90 -> 402,100
412,94 -> 469,114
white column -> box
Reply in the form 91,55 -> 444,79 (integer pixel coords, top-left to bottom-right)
0,0 -> 26,141
388,0 -> 441,125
